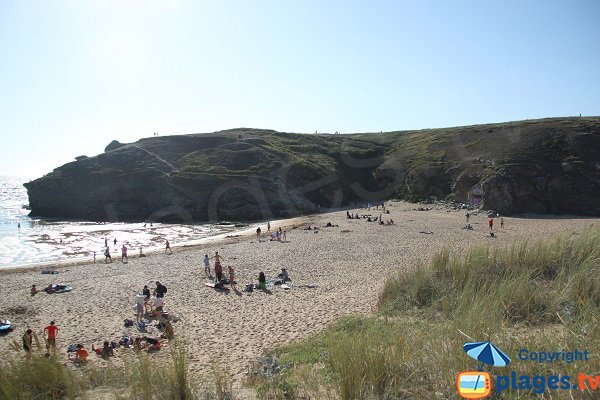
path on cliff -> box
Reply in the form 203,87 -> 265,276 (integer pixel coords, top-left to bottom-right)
132,144 -> 180,173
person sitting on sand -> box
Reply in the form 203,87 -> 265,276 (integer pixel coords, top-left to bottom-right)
100,341 -> 114,359
277,268 -> 290,282
45,283 -> 55,294
159,319 -> 174,340
74,344 -> 88,364
228,266 -> 236,289
143,336 -> 161,351
31,285 -> 40,296
133,337 -> 146,352
258,271 -> 266,290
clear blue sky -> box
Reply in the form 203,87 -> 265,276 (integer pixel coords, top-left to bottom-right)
1,0 -> 598,177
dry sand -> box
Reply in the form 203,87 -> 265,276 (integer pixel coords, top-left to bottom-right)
0,202 -> 597,386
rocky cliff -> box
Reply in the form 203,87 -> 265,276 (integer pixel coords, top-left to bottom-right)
25,117 -> 600,221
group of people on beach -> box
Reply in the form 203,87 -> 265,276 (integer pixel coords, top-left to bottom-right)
256,225 -> 286,242
203,252 -> 237,289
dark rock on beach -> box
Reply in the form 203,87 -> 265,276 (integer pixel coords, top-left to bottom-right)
24,117 -> 600,221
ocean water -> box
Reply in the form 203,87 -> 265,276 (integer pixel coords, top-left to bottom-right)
0,176 -> 243,268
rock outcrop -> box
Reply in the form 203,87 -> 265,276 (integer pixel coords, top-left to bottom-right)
25,118 -> 600,221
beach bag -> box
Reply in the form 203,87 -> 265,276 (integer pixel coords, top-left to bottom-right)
245,284 -> 254,292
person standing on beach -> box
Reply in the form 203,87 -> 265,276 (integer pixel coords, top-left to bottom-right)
203,254 -> 211,277
165,240 -> 172,253
488,218 -> 494,230
105,238 -> 108,247
104,247 -> 112,263
500,217 -> 504,229
465,213 -> 470,223
17,222 -> 20,229
121,244 -> 128,263
211,251 -> 224,282
113,238 -> 118,249
22,329 -> 33,360
256,226 -> 261,240
267,222 -> 271,232
228,266 -> 236,289
44,321 -> 59,354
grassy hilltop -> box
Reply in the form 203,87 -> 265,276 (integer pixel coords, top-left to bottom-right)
25,116 -> 600,221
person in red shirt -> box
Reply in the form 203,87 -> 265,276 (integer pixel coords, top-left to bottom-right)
44,321 -> 59,353
74,344 -> 88,364
488,218 -> 494,230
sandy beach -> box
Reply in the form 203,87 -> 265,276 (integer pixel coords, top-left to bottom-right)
0,202 -> 597,388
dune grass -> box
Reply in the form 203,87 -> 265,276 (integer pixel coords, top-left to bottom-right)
252,227 -> 600,399
0,340 -> 237,400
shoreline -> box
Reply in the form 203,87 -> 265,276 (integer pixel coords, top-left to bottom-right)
0,214 -> 317,274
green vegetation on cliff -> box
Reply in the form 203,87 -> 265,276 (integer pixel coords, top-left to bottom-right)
25,117 -> 600,221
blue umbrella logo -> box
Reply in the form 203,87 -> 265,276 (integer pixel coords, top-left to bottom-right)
463,341 -> 511,369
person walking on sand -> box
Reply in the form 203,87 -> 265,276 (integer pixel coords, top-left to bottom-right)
256,226 -> 261,240
121,244 -> 128,263
488,217 -> 494,230
44,321 -> 59,353
104,247 -> 112,263
165,240 -> 172,253
22,329 -> 33,360
465,212 -> 470,223
203,254 -> 211,277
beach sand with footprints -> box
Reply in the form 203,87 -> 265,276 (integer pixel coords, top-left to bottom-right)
0,201 -> 597,387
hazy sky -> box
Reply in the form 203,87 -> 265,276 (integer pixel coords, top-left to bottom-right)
1,0 -> 598,177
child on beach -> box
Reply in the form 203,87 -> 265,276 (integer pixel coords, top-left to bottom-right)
488,218 -> 494,230
203,254 -> 211,277
165,240 -> 172,253
256,227 -> 261,240
31,285 -> 39,296
121,244 -> 128,263
228,266 -> 236,289
258,271 -> 266,290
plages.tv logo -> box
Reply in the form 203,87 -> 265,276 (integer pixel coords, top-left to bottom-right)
457,341 -> 511,399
